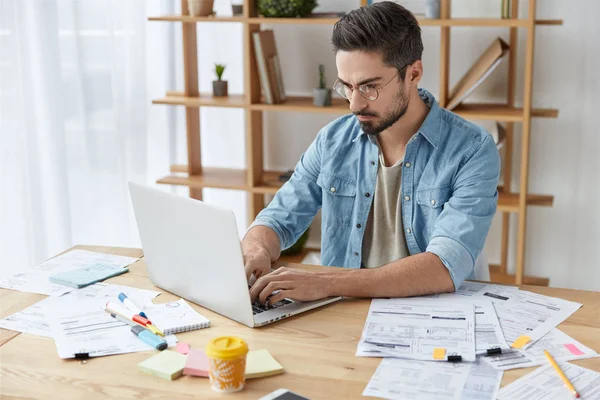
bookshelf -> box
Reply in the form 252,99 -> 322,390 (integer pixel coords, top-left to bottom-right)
149,0 -> 560,286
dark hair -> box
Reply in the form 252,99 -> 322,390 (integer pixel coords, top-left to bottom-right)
332,1 -> 423,80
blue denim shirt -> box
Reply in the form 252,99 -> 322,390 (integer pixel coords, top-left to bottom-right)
249,89 -> 501,290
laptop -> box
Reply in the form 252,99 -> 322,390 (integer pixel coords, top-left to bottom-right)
128,182 -> 342,328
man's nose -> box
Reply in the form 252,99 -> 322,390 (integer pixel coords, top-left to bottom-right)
349,89 -> 368,114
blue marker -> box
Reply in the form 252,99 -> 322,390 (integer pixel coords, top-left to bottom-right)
118,292 -> 148,319
131,325 -> 167,350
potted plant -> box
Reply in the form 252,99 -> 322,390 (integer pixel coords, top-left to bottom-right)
313,64 -> 332,107
231,0 -> 243,16
187,0 -> 215,17
213,64 -> 228,97
257,0 -> 318,18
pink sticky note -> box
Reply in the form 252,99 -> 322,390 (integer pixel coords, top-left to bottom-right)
176,342 -> 190,355
183,349 -> 209,378
564,344 -> 584,356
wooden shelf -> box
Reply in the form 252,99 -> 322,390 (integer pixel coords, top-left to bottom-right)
150,15 -> 562,27
164,166 -> 554,213
155,94 -> 559,122
489,264 -> 550,286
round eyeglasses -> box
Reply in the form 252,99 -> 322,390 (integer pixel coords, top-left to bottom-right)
333,65 -> 409,102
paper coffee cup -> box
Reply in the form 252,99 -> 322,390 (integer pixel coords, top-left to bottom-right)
205,336 -> 249,393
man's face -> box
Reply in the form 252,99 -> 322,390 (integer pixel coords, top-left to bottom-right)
335,50 -> 409,136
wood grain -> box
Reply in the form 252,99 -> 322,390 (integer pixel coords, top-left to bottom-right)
1,246 -> 598,399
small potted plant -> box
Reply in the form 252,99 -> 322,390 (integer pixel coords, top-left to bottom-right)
187,0 -> 215,17
213,64 -> 228,97
313,64 -> 332,107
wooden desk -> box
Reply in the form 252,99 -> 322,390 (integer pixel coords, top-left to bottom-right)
1,245 -> 599,399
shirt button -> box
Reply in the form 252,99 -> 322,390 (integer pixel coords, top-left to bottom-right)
356,223 -> 362,229
406,228 -> 412,234
370,161 -> 376,166
330,187 -> 336,193
405,162 -> 411,168
365,192 -> 371,198
354,252 -> 359,256
404,195 -> 410,201
431,199 -> 436,205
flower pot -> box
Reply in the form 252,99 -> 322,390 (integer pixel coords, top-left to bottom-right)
187,0 -> 214,17
313,88 -> 332,107
424,0 -> 441,19
231,4 -> 243,15
213,80 -> 228,97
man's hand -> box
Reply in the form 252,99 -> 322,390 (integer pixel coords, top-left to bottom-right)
243,249 -> 272,282
249,267 -> 334,305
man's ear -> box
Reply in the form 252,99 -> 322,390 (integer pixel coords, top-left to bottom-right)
407,60 -> 423,85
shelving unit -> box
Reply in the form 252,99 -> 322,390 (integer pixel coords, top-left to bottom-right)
149,0 -> 560,285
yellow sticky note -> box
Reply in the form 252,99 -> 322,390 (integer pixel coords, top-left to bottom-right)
245,349 -> 284,379
433,348 -> 446,360
511,335 -> 531,349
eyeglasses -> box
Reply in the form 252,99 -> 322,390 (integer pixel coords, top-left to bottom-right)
333,64 -> 409,102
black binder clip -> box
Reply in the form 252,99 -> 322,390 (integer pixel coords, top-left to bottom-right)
447,355 -> 462,363
74,352 -> 90,360
486,347 -> 502,356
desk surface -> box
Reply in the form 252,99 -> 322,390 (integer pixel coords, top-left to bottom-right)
1,245 -> 599,399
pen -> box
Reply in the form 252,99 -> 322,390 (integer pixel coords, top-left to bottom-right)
104,301 -> 165,337
118,292 -> 148,319
544,350 -> 580,398
131,325 -> 167,350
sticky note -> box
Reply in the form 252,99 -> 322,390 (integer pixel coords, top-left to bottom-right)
176,342 -> 190,355
245,349 -> 284,379
138,350 -> 187,380
511,335 -> 531,349
433,348 -> 446,360
184,349 -> 210,378
565,343 -> 584,356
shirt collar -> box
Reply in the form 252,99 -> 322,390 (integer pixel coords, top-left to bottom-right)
351,88 -> 442,149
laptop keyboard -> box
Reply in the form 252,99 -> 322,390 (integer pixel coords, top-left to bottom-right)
248,285 -> 292,314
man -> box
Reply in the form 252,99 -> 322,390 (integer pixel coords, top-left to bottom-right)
243,1 -> 500,306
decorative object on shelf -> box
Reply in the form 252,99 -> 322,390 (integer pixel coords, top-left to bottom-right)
212,64 -> 228,97
424,0 -> 441,19
257,0 -> 318,18
231,0 -> 243,16
187,0 -> 215,17
501,0 -> 511,19
313,64 -> 332,107
281,228 -> 310,256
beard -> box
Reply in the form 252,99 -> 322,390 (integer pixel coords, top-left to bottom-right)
354,87 -> 409,136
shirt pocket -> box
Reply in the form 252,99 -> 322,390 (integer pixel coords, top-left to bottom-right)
317,171 -> 357,228
416,186 -> 452,222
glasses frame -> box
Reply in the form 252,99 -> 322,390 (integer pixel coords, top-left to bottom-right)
333,63 -> 410,102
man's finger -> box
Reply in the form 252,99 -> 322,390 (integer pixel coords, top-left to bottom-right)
259,281 -> 293,304
267,289 -> 293,305
250,274 -> 275,301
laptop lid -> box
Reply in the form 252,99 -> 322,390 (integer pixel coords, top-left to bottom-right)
128,182 -> 255,328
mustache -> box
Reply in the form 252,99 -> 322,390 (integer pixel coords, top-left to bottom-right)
353,110 -> 378,117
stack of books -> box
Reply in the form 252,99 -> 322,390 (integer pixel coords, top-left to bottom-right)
253,30 -> 286,104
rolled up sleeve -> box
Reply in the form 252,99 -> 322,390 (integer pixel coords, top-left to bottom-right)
426,134 -> 501,290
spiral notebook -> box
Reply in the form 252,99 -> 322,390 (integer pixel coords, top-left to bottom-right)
143,299 -> 210,335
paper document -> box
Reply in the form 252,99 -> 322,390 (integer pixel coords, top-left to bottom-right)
0,250 -> 140,296
492,290 -> 582,349
357,298 -> 476,362
363,357 -> 503,400
0,283 -> 160,339
451,281 -> 519,298
497,361 -> 600,400
483,328 -> 599,370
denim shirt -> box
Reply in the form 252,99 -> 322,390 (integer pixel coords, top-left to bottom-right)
249,89 -> 501,290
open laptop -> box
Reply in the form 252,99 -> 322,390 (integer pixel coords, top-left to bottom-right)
128,182 -> 342,328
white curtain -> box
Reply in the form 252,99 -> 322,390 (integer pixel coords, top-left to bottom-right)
0,0 -> 176,276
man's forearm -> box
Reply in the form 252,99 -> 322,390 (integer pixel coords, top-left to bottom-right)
328,252 -> 456,298
242,225 -> 281,261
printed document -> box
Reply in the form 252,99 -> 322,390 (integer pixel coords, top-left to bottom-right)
363,357 -> 502,400
483,328 -> 598,370
0,283 -> 160,339
492,290 -> 582,349
0,250 -> 140,296
357,298 -> 476,362
497,361 -> 600,400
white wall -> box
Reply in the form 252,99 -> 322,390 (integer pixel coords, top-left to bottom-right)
160,0 -> 599,291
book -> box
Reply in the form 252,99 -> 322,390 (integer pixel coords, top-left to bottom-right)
48,264 -> 129,289
446,38 -> 509,111
245,349 -> 284,379
138,350 -> 187,380
253,30 -> 285,104
143,298 -> 210,335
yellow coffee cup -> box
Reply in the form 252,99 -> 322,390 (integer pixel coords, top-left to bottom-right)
205,336 -> 249,393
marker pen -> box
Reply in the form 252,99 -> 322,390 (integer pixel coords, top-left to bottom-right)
131,325 -> 167,350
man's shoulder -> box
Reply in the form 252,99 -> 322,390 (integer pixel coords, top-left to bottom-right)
317,114 -> 362,144
439,108 -> 495,156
